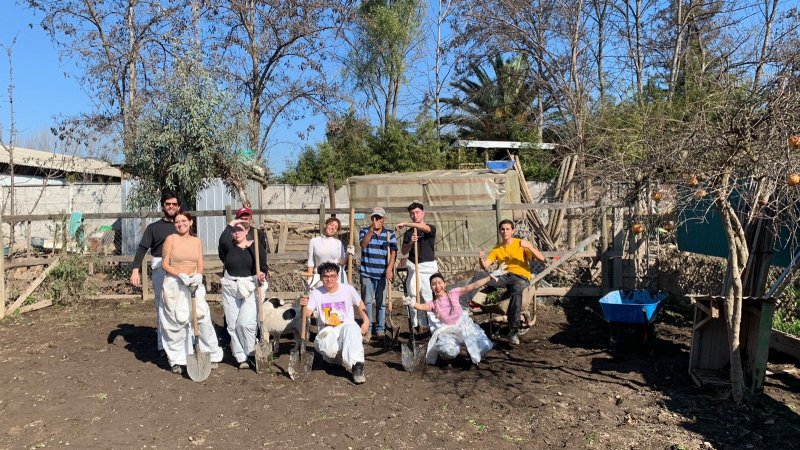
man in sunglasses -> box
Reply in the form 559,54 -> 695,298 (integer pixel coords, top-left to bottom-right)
130,192 -> 181,356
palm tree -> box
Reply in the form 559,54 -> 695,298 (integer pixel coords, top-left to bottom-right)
441,55 -> 539,142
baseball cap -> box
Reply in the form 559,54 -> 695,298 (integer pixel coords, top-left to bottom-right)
235,207 -> 252,218
371,207 -> 386,218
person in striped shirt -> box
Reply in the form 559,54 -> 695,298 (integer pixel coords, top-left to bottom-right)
358,207 -> 397,341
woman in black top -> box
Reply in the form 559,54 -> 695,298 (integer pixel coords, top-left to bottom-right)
218,220 -> 268,370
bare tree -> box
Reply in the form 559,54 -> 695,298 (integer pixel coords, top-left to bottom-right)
211,0 -> 353,165
27,0 -> 187,154
431,0 -> 455,142
0,37 -> 18,245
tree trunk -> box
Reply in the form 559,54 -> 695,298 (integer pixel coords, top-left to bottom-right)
716,185 -> 748,404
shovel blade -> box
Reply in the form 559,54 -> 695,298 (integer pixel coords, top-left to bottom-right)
186,343 -> 211,382
288,341 -> 314,381
254,338 -> 272,373
401,342 -> 426,372
288,349 -> 300,380
301,351 -> 314,379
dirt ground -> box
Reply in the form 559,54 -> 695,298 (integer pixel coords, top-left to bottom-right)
1,297 -> 799,450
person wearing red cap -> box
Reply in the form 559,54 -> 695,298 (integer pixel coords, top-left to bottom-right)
224,207 -> 268,252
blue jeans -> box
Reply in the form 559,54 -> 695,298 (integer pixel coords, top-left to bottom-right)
360,276 -> 386,334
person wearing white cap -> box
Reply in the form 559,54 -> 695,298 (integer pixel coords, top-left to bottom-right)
358,206 -> 397,341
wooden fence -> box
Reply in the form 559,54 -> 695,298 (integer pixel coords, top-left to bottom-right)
1,201 -> 625,318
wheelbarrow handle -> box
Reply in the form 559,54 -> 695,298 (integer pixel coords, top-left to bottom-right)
584,306 -> 609,323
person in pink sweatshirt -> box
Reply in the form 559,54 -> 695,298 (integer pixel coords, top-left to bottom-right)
404,266 -> 506,365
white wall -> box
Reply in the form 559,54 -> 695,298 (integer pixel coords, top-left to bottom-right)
1,182 -> 122,244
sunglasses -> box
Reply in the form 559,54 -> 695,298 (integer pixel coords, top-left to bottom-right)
164,202 -> 179,206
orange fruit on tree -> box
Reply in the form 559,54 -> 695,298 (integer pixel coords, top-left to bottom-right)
688,175 -> 699,186
789,135 -> 800,149
651,191 -> 663,202
631,223 -> 644,234
788,173 -> 800,186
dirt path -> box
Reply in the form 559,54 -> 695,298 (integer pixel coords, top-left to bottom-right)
1,299 -> 798,450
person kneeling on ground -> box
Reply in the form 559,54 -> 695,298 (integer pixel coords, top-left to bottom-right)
298,262 -> 369,384
403,268 -> 506,366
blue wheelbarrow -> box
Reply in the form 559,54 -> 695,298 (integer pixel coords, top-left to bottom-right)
594,290 -> 667,356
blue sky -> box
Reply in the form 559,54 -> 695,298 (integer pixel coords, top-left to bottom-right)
0,1 -> 317,175
0,2 -> 88,143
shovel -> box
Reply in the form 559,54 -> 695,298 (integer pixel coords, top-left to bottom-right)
186,284 -> 211,382
253,227 -> 271,373
288,279 -> 314,380
384,230 -> 399,346
400,232 -> 426,372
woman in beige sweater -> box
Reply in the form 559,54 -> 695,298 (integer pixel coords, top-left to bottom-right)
160,210 -> 223,374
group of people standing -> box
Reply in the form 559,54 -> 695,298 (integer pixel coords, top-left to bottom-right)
131,195 -> 545,383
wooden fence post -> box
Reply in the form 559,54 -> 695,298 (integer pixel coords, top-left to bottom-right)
319,202 -> 326,235
327,175 -> 337,217
494,197 -> 502,244
599,205 -> 610,294
225,205 -> 232,223
0,212 -> 5,319
139,209 -> 149,301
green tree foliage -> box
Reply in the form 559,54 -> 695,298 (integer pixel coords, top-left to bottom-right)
124,61 -> 250,209
279,111 -> 444,186
347,0 -> 424,129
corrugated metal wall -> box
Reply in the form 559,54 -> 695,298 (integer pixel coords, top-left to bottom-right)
195,179 -> 263,255
122,179 -> 263,255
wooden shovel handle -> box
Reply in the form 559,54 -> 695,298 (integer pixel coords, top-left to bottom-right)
253,227 -> 264,321
386,229 -> 392,313
191,290 -> 200,338
414,229 -> 420,300
348,208 -> 355,284
299,305 -> 307,341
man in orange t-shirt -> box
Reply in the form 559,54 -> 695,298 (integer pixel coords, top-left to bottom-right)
462,220 -> 545,346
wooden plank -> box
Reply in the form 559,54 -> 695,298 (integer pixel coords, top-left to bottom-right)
205,292 -> 300,302
265,226 -> 277,253
1,202 -> 614,223
5,257 -> 58,269
771,329 -> 800,360
751,301 -> 775,392
0,211 -> 5,319
277,221 -> 288,254
531,232 -> 600,284
18,299 -> 53,314
393,251 -> 597,259
7,257 -> 61,313
535,286 -> 601,297
88,294 -> 143,301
